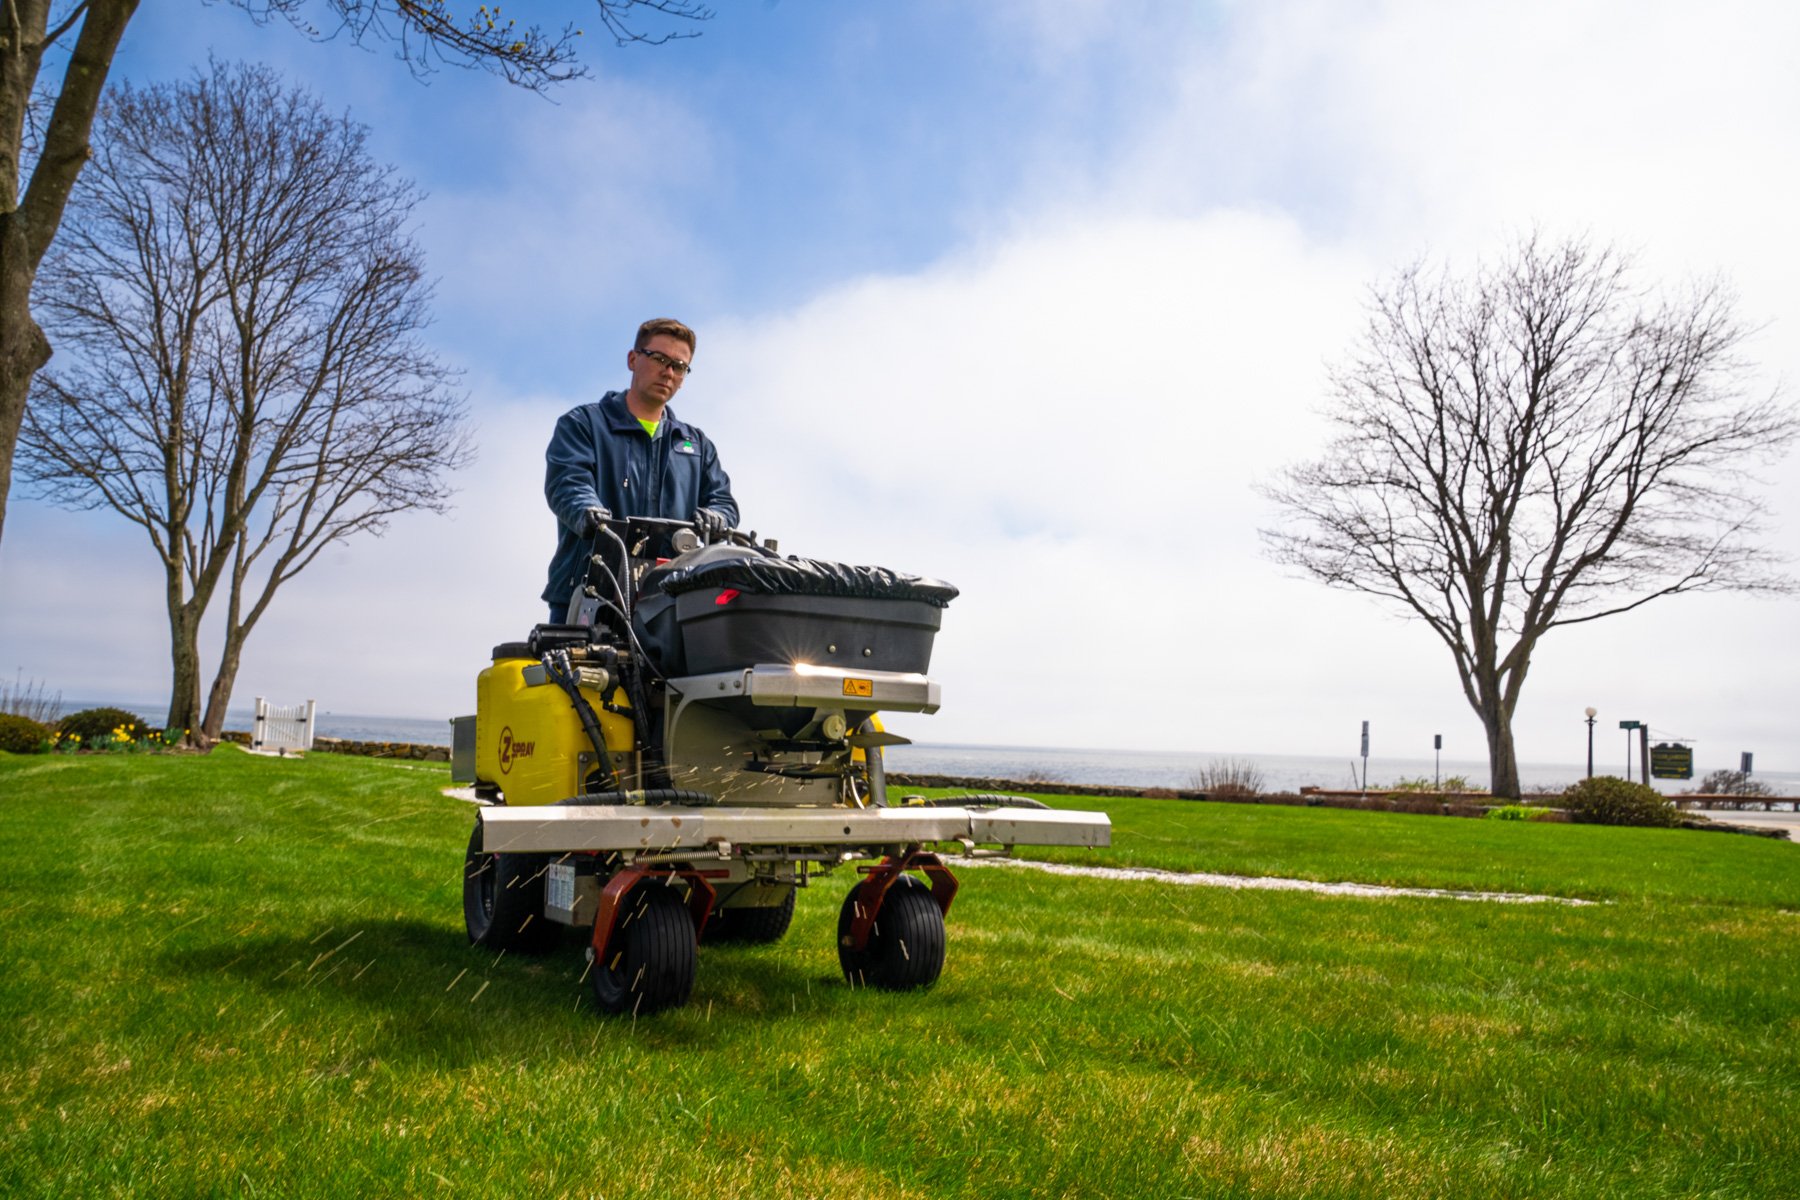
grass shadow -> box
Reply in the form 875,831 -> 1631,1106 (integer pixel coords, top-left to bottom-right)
160,915 -> 870,1057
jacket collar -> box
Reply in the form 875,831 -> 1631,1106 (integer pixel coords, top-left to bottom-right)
599,389 -> 694,438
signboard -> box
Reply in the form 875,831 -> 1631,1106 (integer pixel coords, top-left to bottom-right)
1650,742 -> 1693,780
1741,751 -> 1754,776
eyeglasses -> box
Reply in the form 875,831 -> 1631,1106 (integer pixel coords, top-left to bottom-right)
636,348 -> 692,378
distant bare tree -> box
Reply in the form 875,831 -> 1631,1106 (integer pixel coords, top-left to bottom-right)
1687,769 -> 1776,799
0,0 -> 711,558
1262,234 -> 1797,799
20,61 -> 471,744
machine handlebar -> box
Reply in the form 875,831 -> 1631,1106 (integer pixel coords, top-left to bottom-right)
591,513 -> 761,553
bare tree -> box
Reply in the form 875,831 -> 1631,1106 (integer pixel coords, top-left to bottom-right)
1262,234 -> 1797,798
20,61 -> 472,744
0,1 -> 711,559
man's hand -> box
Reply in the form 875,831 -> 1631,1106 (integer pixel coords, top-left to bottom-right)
583,506 -> 612,535
693,507 -> 730,542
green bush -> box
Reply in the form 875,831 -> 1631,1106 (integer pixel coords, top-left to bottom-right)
1389,774 -> 1473,793
1562,775 -> 1679,828
1190,757 -> 1265,797
57,706 -> 152,745
1487,804 -> 1554,822
0,713 -> 52,753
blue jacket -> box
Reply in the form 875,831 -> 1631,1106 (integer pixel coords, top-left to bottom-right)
542,391 -> 738,605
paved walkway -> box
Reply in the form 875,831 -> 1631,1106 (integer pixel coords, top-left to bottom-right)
958,855 -> 1597,905
1687,808 -> 1800,837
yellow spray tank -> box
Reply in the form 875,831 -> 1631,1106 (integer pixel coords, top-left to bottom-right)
474,654 -> 636,806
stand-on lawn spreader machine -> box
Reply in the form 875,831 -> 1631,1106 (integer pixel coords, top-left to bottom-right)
452,516 -> 1110,1015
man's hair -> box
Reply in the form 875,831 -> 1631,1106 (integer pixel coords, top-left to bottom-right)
635,318 -> 696,356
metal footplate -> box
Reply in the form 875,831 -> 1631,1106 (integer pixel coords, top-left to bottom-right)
480,803 -> 1111,856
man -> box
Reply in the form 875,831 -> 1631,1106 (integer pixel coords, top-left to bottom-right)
543,318 -> 738,621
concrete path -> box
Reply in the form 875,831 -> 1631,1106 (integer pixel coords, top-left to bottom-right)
958,855 -> 1597,905
1687,809 -> 1800,837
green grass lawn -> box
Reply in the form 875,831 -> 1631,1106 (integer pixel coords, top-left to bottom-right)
2,749 -> 1795,1198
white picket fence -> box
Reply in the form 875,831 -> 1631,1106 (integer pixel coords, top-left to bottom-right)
251,697 -> 316,754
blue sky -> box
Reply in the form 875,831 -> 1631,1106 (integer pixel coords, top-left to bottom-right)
3,0 -> 1797,777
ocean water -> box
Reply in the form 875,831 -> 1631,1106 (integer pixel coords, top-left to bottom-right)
882,743 -> 1800,799
58,699 -> 453,749
59,699 -> 1799,798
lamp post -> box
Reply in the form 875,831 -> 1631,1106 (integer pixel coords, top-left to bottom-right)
1584,707 -> 1596,779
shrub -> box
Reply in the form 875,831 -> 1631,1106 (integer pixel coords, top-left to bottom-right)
1387,774 -> 1474,794
1486,804 -> 1554,822
0,713 -> 52,754
58,706 -> 153,744
1190,757 -> 1265,797
1561,775 -> 1679,828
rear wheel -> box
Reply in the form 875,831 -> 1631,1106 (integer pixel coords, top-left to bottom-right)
837,874 -> 945,991
463,821 -> 560,953
590,883 -> 697,1016
703,885 -> 796,945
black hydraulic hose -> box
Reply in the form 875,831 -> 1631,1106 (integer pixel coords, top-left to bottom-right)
581,593 -> 668,686
541,649 -> 620,793
619,654 -> 658,775
582,524 -> 633,624
579,524 -> 679,696
551,789 -> 722,807
913,794 -> 1051,810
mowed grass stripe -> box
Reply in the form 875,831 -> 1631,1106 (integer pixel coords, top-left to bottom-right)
1,749 -> 1795,1198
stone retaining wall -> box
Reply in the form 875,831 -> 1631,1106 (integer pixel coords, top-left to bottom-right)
222,730 -> 450,762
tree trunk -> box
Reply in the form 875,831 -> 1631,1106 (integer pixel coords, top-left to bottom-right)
0,243 -> 52,552
0,0 -> 141,555
200,565 -> 256,746
165,599 -> 206,744
1476,719 -> 1519,802
1476,690 -> 1523,800
199,624 -> 248,746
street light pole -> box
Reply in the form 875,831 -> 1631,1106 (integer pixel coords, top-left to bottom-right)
1584,707 -> 1596,780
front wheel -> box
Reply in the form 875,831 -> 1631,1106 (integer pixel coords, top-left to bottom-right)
463,821 -> 560,953
837,874 -> 945,991
590,882 -> 697,1016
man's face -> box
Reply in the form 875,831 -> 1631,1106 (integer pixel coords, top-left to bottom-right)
627,334 -> 693,407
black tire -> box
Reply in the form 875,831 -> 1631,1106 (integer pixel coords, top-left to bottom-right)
590,882 -> 697,1016
463,821 -> 560,953
703,885 -> 797,945
836,874 -> 945,991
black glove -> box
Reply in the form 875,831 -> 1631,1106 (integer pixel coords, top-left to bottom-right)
582,505 -> 612,535
693,507 -> 729,542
